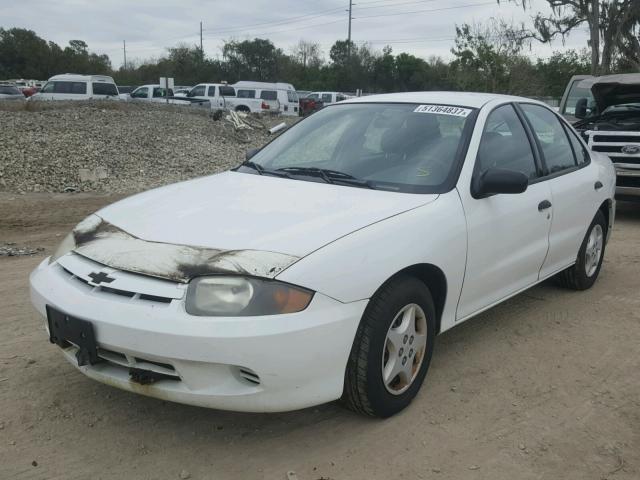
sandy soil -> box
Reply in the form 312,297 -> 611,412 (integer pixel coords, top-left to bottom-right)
1,192 -> 639,480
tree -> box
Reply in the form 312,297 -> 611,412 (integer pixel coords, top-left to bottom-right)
291,40 -> 323,69
500,1 -> 640,74
450,20 -> 535,94
222,38 -> 283,81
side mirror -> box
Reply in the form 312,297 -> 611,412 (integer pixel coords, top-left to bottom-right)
575,97 -> 588,119
245,148 -> 260,160
474,168 -> 528,198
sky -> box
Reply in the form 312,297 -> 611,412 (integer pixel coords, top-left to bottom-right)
2,0 -> 591,67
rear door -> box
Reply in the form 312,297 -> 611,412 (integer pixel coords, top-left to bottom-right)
518,103 -> 601,278
206,85 -> 224,109
457,104 -> 553,320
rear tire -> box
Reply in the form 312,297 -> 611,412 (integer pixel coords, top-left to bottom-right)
555,210 -> 607,290
342,275 -> 436,418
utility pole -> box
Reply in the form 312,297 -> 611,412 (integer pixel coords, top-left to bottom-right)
123,40 -> 127,70
347,0 -> 353,57
200,21 -> 204,59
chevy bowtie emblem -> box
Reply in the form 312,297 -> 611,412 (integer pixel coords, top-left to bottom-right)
88,271 -> 115,285
621,144 -> 640,155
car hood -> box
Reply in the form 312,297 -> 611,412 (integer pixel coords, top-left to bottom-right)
78,172 -> 437,282
580,74 -> 640,111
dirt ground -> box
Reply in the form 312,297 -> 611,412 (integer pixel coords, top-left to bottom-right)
1,192 -> 639,480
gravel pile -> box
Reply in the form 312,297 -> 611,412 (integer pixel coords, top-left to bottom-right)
0,242 -> 44,257
0,101 -> 295,194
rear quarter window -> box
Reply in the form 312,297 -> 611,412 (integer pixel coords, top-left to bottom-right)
237,89 -> 256,99
260,90 -> 278,101
92,82 -> 118,96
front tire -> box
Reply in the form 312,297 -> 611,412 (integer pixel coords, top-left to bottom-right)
555,210 -> 607,290
342,275 -> 436,417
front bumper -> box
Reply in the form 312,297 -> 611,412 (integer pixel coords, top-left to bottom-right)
30,257 -> 367,412
615,167 -> 640,199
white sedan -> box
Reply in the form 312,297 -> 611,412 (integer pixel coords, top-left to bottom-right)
30,92 -> 616,417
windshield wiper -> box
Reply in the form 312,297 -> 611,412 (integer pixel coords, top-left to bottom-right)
239,161 -> 292,179
277,167 -> 375,189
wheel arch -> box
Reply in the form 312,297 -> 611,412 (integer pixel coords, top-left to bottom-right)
384,263 -> 447,334
598,198 -> 614,243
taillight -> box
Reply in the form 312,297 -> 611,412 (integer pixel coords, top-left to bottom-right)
261,101 -> 270,109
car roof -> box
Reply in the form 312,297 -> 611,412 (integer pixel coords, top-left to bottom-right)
342,91 -> 533,108
48,73 -> 115,83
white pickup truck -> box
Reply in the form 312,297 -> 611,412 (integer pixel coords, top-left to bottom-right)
560,74 -> 640,201
186,83 -> 273,113
129,84 -> 211,109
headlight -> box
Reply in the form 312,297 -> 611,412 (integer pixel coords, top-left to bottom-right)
49,232 -> 76,264
186,276 -> 314,316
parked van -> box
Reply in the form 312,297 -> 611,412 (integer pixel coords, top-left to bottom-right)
187,83 -> 269,113
31,74 -> 120,101
233,81 -> 299,116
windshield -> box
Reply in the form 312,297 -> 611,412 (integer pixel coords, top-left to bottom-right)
240,102 -> 476,193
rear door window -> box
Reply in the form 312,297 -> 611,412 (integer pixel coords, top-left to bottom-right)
92,82 -> 118,96
207,86 -> 217,97
219,86 -> 235,96
237,89 -> 256,99
520,104 -> 577,174
153,87 -> 170,98
322,93 -> 333,103
260,90 -> 277,101
564,125 -> 590,165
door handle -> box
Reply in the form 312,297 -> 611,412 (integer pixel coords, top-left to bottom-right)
594,181 -> 603,190
538,200 -> 552,211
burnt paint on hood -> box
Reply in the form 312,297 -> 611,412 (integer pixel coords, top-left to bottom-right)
71,215 -> 300,283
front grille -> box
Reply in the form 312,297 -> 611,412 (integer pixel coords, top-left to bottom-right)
592,145 -> 627,153
59,265 -> 174,305
586,130 -> 640,167
593,134 -> 640,143
96,347 -> 180,381
617,176 -> 640,188
609,156 -> 640,165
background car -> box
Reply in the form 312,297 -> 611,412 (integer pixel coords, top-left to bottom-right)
0,84 -> 26,101
31,74 -> 120,101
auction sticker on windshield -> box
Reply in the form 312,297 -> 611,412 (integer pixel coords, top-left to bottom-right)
413,105 -> 472,117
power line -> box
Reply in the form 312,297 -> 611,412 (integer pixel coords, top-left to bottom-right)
355,1 -> 497,20
205,18 -> 346,40
201,5 -> 345,35
355,0 -> 440,11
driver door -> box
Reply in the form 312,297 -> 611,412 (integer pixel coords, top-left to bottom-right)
457,104 -> 553,320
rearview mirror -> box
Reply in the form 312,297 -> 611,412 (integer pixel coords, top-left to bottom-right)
574,97 -> 588,119
245,148 -> 260,160
474,168 -> 528,198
